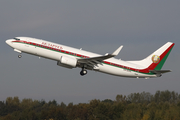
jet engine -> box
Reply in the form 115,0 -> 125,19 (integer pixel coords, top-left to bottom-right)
57,56 -> 77,69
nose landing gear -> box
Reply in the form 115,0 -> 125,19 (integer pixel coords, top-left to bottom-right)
18,54 -> 22,58
80,67 -> 87,76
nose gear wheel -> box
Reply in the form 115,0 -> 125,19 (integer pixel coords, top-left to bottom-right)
18,55 -> 22,58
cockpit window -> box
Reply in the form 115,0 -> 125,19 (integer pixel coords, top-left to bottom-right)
14,38 -> 20,40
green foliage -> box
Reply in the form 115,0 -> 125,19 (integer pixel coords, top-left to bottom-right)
0,90 -> 180,120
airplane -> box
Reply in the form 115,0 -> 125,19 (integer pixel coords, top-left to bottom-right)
6,37 -> 174,78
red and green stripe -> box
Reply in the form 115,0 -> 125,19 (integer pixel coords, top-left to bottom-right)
13,41 -> 174,75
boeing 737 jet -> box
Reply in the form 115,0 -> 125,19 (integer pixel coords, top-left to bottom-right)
6,37 -> 174,78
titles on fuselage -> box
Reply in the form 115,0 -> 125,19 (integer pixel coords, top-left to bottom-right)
42,42 -> 63,50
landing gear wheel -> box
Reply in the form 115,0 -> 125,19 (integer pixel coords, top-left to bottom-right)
18,55 -> 22,58
80,69 -> 87,76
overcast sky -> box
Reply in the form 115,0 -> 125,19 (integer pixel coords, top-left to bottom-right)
1,0 -> 180,104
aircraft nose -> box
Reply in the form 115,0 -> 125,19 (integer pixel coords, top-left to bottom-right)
6,39 -> 13,46
6,39 -> 12,45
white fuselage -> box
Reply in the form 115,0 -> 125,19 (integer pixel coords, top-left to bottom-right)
6,37 -> 157,78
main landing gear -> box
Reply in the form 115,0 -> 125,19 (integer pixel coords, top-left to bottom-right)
80,67 -> 87,76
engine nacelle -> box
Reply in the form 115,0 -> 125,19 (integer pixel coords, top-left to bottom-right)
57,56 -> 77,69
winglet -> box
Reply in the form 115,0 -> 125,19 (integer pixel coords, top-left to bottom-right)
112,45 -> 123,56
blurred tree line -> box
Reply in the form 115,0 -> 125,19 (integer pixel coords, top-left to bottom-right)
0,90 -> 180,120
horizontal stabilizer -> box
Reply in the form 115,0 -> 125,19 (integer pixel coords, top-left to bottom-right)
150,70 -> 171,74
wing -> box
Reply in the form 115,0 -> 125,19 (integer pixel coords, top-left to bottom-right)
77,46 -> 123,69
